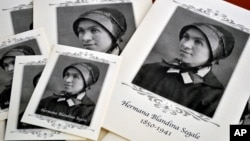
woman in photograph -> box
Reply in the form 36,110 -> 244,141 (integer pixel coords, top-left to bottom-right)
133,23 -> 235,117
0,45 -> 35,110
72,8 -> 127,55
36,62 -> 99,126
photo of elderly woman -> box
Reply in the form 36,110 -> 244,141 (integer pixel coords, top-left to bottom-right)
0,44 -> 39,110
36,56 -> 109,126
57,3 -> 136,55
132,7 -> 249,118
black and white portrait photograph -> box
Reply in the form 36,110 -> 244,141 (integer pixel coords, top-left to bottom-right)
21,44 -> 122,139
35,55 -> 109,126
11,8 -> 33,34
132,7 -> 249,118
33,0 -> 152,58
0,39 -> 41,111
57,3 -> 136,55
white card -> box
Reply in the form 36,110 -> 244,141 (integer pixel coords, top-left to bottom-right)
0,0 -> 33,38
0,28 -> 51,120
0,120 -> 6,140
103,0 -> 250,140
101,132 -> 128,141
33,0 -> 152,54
22,45 -> 122,140
5,56 -> 85,140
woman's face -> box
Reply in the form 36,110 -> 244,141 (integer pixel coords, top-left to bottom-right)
3,57 -> 15,79
179,28 -> 211,67
77,19 -> 113,53
63,68 -> 84,95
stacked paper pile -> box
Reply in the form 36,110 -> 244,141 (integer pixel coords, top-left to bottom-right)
0,0 -> 249,141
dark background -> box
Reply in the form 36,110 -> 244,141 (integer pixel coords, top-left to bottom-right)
19,65 -> 45,114
57,3 -> 136,53
11,8 -> 33,34
225,0 -> 250,10
152,0 -> 250,10
230,125 -> 250,141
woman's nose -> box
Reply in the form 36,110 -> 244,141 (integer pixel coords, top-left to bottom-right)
80,31 -> 92,41
65,76 -> 73,82
182,39 -> 193,49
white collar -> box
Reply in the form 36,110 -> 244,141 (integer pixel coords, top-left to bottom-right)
110,46 -> 120,55
76,92 -> 86,100
196,66 -> 211,77
167,67 -> 211,84
57,92 -> 86,107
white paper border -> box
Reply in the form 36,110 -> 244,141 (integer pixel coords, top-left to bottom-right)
4,56 -> 87,140
0,28 -> 51,120
22,45 -> 122,140
103,0 -> 250,140
0,0 -> 33,38
33,0 -> 152,51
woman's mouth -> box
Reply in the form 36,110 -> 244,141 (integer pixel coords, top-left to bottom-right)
64,84 -> 72,88
83,44 -> 95,48
180,49 -> 192,55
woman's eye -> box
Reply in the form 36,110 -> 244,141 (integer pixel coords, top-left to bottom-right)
195,40 -> 203,45
73,75 -> 79,79
64,73 -> 69,78
77,28 -> 84,34
91,28 -> 99,33
182,34 -> 189,39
